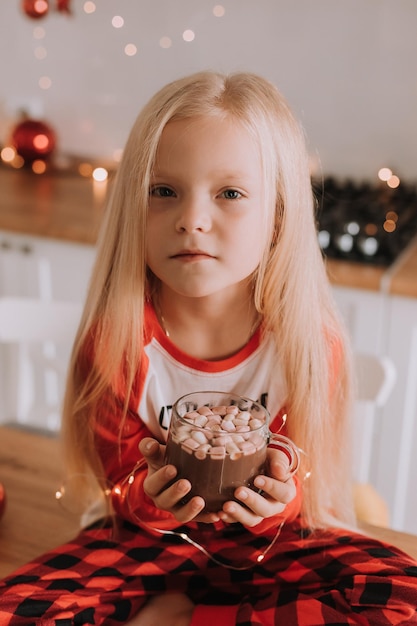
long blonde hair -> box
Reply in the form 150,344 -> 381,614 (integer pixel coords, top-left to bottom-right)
62,71 -> 355,529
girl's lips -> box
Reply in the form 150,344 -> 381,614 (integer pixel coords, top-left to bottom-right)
171,250 -> 215,260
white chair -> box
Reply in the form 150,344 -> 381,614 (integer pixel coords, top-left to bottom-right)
0,296 -> 83,432
354,352 -> 397,407
352,352 -> 397,527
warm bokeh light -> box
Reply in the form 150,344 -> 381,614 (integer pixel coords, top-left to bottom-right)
386,210 -> 398,223
32,159 -> 47,174
92,168 -> 108,203
92,167 -> 108,182
34,46 -> 47,60
33,26 -> 46,39
39,76 -> 52,89
378,167 -> 392,182
383,219 -> 396,233
10,155 -> 25,169
182,29 -> 195,42
33,0 -> 48,16
1,147 -> 16,163
33,134 -> 50,150
78,162 -> 93,177
365,223 -> 378,236
112,15 -> 124,28
159,36 -> 172,49
1,146 -> 24,169
83,1 -> 96,14
387,175 -> 400,189
213,5 -> 226,17
124,43 -> 137,56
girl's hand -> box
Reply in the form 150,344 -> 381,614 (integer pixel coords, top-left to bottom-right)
139,437 -> 220,524
218,447 -> 297,527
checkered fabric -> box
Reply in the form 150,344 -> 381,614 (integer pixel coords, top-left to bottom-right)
0,517 -> 416,625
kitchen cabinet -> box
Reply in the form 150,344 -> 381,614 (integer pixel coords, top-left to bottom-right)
0,230 -> 96,301
376,295 -> 417,535
331,285 -> 417,535
0,230 -> 96,430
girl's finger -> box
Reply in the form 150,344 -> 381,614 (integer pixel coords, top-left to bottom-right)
237,484 -> 286,519
220,498 -> 263,527
253,474 -> 297,505
143,463 -> 178,497
139,437 -> 166,472
267,448 -> 297,482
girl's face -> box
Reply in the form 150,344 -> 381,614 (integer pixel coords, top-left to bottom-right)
146,115 -> 268,303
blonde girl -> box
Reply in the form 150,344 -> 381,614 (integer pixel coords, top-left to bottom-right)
1,71 -> 416,626
67,70 -> 352,528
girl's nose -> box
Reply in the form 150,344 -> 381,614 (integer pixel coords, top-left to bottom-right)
175,196 -> 211,233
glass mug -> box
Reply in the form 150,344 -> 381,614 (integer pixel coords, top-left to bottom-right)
164,391 -> 300,512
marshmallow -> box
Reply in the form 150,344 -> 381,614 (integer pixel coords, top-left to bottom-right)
172,401 -> 267,462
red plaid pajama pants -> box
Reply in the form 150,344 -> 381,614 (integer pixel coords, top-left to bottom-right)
0,517 -> 416,625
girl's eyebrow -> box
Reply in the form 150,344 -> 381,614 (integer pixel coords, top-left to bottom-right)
214,171 -> 248,180
211,171 -> 259,186
150,164 -> 259,187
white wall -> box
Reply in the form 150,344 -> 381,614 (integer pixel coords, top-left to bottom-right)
1,0 -> 416,180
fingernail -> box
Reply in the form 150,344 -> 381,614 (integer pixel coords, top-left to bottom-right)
177,479 -> 189,493
255,476 -> 265,488
165,465 -> 176,479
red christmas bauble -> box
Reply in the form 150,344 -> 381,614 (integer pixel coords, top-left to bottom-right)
22,0 -> 49,19
56,0 -> 72,13
11,119 -> 57,163
0,482 -> 6,520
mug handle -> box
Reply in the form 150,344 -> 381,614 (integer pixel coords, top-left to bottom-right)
267,433 -> 301,476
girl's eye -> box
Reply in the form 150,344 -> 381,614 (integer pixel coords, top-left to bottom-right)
150,186 -> 176,198
221,189 -> 242,200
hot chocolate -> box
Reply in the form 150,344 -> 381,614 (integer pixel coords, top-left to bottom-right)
164,394 -> 269,512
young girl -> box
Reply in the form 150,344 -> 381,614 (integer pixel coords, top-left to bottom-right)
1,71 -> 416,625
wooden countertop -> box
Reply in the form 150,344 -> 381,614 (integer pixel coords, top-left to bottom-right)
0,426 -> 79,578
0,167 -> 416,297
0,167 -> 103,245
325,258 -> 386,293
1,424 -> 416,580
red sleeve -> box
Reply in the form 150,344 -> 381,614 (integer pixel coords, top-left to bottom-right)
93,390 -> 185,531
77,325 -> 183,531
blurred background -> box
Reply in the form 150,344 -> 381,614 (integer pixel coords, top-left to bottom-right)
0,1 -> 416,536
1,0 -> 416,180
